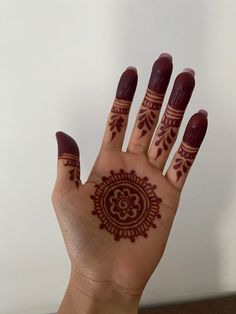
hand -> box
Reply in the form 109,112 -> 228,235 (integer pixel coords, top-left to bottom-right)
52,53 -> 208,314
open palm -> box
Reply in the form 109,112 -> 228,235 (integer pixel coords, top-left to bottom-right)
52,54 -> 208,298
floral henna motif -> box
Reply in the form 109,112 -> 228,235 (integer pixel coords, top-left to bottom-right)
173,142 -> 198,181
154,105 -> 185,159
58,153 -> 80,189
109,98 -> 130,142
90,169 -> 162,243
137,89 -> 164,138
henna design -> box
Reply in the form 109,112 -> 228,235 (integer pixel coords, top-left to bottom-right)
109,99 -> 130,142
154,105 -> 185,159
173,142 -> 198,181
58,153 -> 80,189
137,89 -> 164,138
90,169 -> 162,243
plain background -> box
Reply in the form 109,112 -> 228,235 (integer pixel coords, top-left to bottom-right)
0,0 -> 236,313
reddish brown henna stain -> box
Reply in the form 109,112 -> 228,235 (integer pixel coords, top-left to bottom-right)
137,89 -> 164,138
173,111 -> 208,181
173,143 -> 198,181
183,111 -> 208,148
154,71 -> 195,159
109,99 -> 130,142
56,131 -> 80,189
154,106 -> 184,158
90,169 -> 162,242
58,153 -> 80,189
137,55 -> 172,138
108,68 -> 138,142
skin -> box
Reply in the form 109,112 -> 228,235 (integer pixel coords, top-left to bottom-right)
51,53 -> 208,314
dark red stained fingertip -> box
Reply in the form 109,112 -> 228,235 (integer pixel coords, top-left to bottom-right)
56,131 -> 79,157
183,111 -> 208,148
115,68 -> 138,101
169,71 -> 195,110
148,54 -> 173,93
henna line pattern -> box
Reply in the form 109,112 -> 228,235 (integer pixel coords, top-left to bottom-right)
137,89 -> 164,138
90,169 -> 162,242
154,105 -> 185,159
109,99 -> 130,142
58,153 -> 80,189
173,142 -> 198,181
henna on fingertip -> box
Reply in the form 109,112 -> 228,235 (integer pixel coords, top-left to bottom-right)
115,68 -> 138,101
148,54 -> 173,94
169,71 -> 195,110
173,111 -> 208,181
183,111 -> 208,148
56,131 -> 80,189
153,71 -> 195,160
108,68 -> 138,143
136,55 -> 173,138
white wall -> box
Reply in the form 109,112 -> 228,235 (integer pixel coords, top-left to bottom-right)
0,0 -> 236,313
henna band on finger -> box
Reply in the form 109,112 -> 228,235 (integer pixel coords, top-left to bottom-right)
108,68 -> 138,142
154,71 -> 195,159
56,131 -> 80,189
173,111 -> 208,181
137,55 -> 173,138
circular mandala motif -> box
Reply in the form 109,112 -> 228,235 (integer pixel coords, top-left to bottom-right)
90,169 -> 162,242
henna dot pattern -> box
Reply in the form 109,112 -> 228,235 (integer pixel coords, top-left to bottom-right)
58,153 -> 80,189
90,169 -> 162,242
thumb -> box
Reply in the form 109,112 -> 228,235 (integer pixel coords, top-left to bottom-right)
54,131 -> 81,194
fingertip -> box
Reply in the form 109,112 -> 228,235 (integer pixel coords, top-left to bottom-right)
183,112 -> 208,148
126,66 -> 137,72
159,52 -> 173,61
198,109 -> 208,118
183,68 -> 195,77
169,71 -> 195,110
148,55 -> 173,93
116,67 -> 138,101
55,131 -> 79,157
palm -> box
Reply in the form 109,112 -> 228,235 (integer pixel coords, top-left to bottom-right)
55,149 -> 180,293
52,55 -> 207,297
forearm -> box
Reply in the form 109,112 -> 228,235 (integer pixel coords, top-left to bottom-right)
58,271 -> 140,314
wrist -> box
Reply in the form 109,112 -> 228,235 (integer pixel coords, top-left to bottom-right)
58,269 -> 141,314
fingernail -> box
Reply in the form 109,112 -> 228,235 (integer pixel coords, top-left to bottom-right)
183,113 -> 208,148
56,131 -> 79,157
183,68 -> 195,77
159,52 -> 172,60
198,109 -> 208,117
116,68 -> 138,101
126,66 -> 137,71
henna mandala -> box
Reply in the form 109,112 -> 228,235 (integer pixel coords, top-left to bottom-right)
58,153 -> 80,189
137,89 -> 164,138
154,105 -> 185,159
90,169 -> 162,243
109,98 -> 130,142
173,142 -> 198,181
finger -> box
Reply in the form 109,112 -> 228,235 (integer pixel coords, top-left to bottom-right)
165,110 -> 208,191
53,131 -> 81,197
126,53 -> 173,154
148,69 -> 195,170
101,67 -> 138,150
